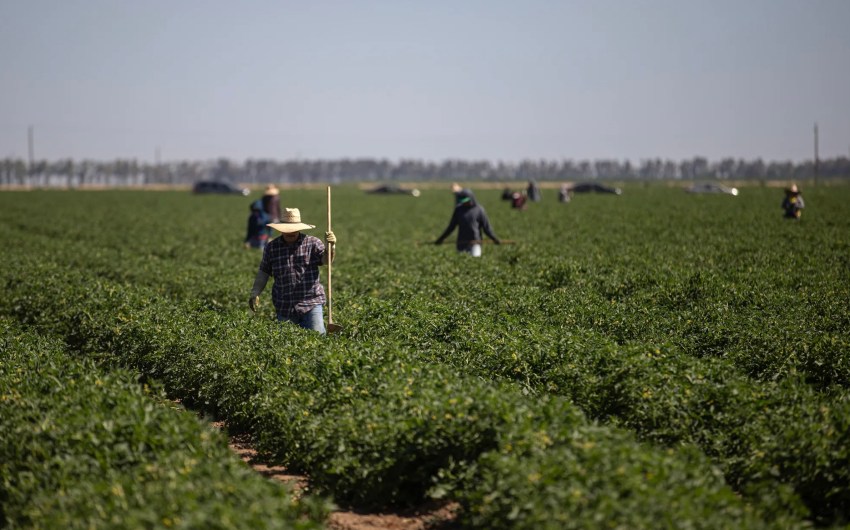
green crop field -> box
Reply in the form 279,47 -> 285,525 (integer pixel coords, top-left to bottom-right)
2,183 -> 849,529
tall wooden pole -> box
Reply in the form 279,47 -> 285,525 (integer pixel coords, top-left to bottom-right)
326,185 -> 342,333
327,185 -> 333,327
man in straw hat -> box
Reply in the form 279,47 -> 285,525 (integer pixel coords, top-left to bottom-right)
248,207 -> 336,334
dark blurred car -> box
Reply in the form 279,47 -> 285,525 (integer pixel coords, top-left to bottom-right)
365,184 -> 420,197
685,183 -> 739,196
567,182 -> 622,195
192,180 -> 249,196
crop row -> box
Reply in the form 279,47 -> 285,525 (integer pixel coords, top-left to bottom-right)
338,196 -> 850,392
2,187 -> 849,526
342,279 -> 850,524
0,319 -> 327,529
0,269 -> 787,529
2,188 -> 847,392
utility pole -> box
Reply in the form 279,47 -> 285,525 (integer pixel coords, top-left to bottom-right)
155,146 -> 162,185
26,125 -> 35,187
813,122 -> 819,186
27,126 -> 34,172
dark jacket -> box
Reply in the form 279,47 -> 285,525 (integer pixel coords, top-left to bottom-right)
527,180 -> 541,202
782,192 -> 804,219
246,202 -> 270,242
436,190 -> 500,250
261,193 -> 281,222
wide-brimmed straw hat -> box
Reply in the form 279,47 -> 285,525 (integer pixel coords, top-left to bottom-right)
267,208 -> 315,233
265,184 -> 279,196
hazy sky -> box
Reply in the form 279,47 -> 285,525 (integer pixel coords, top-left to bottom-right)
2,0 -> 849,163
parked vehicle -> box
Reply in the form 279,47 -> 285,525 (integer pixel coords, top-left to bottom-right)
365,184 -> 420,197
685,183 -> 739,196
567,182 -> 622,195
192,180 -> 249,196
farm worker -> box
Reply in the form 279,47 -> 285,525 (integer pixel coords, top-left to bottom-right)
261,184 -> 281,223
434,188 -> 500,257
510,191 -> 527,210
248,207 -> 336,334
527,179 -> 542,202
244,200 -> 270,250
559,183 -> 572,203
498,187 -> 526,209
782,184 -> 805,220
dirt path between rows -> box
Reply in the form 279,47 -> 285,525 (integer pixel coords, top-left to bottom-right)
215,423 -> 460,530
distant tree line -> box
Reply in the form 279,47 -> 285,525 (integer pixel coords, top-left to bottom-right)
2,156 -> 848,187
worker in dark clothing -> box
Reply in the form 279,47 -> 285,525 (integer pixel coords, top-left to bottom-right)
511,191 -> 528,210
434,189 -> 500,257
782,184 -> 805,220
244,200 -> 270,250
261,184 -> 281,223
527,179 -> 542,202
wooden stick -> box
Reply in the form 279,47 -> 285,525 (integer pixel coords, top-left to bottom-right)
327,186 -> 334,326
416,239 -> 517,246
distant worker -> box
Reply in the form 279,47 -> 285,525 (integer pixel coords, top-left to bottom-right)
511,191 -> 527,210
500,187 -> 527,209
527,179 -> 542,202
559,183 -> 572,203
434,188 -> 500,257
248,208 -> 336,334
261,184 -> 281,223
244,200 -> 270,250
782,184 -> 805,220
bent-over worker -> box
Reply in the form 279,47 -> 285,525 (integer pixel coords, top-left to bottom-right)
435,188 -> 500,257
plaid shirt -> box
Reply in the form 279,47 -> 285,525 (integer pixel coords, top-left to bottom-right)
259,233 -> 326,318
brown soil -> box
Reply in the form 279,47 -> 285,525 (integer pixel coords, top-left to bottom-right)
214,423 -> 460,530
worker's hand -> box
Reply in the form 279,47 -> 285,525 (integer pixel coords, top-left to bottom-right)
325,231 -> 336,245
248,295 -> 260,312
434,239 -> 443,245
493,239 -> 501,245
244,242 -> 250,249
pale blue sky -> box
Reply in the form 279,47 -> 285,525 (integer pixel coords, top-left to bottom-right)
2,0 -> 848,163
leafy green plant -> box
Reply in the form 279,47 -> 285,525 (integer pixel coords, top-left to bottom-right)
0,319 -> 329,529
2,184 -> 849,526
